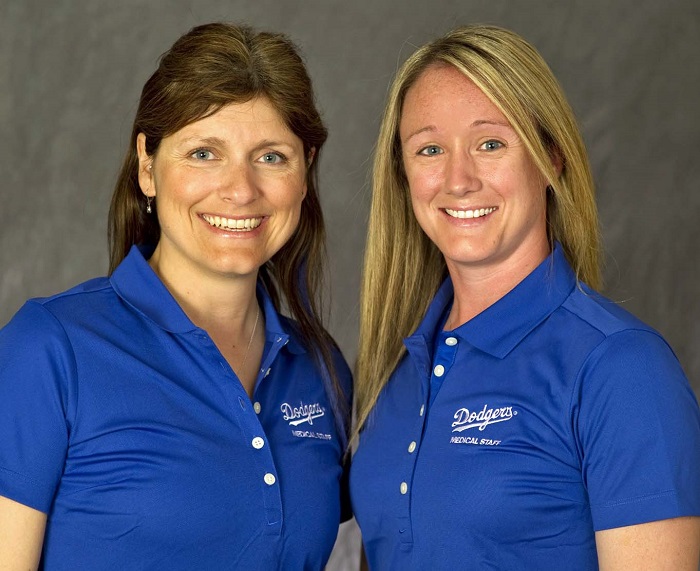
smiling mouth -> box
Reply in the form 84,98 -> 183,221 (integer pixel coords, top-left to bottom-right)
202,214 -> 263,232
444,207 -> 497,219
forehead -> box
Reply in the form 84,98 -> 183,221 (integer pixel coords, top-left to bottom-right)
400,64 -> 508,132
174,96 -> 293,139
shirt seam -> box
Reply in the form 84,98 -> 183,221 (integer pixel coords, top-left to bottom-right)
591,489 -> 676,509
32,280 -> 112,305
0,464 -> 47,492
26,300 -> 79,436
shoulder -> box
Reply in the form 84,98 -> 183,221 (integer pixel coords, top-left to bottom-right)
0,277 -> 118,365
0,300 -> 80,421
564,290 -> 697,445
1,299 -> 72,355
558,284 -> 683,376
559,285 -> 686,389
562,283 -> 659,339
1,274 -> 110,340
551,285 -> 696,424
568,293 -> 700,529
17,276 -> 114,324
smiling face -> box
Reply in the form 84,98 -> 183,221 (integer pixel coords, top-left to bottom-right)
137,97 -> 308,283
400,64 -> 551,279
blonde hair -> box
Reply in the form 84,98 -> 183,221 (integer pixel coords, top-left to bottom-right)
354,24 -> 601,437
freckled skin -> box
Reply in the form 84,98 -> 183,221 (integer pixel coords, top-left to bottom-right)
400,65 -> 550,281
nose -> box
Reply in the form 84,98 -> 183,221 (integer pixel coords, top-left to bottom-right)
444,151 -> 480,196
218,162 -> 260,205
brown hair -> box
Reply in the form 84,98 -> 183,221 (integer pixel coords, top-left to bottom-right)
108,23 -> 348,429
354,24 -> 601,438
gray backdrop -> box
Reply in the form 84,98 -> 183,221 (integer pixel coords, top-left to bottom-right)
1,1 -> 698,569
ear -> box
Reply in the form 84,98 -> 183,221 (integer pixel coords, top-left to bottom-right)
550,147 -> 563,179
301,147 -> 316,200
136,133 -> 155,197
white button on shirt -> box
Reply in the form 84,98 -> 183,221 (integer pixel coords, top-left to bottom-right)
253,402 -> 261,414
408,441 -> 417,453
264,473 -> 276,486
419,405 -> 425,417
445,336 -> 458,346
252,437 -> 264,449
433,364 -> 445,377
400,482 -> 408,495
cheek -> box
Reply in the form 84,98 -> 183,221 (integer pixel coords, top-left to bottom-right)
407,167 -> 442,204
155,171 -> 203,203
281,180 -> 306,211
491,163 -> 542,203
520,167 -> 548,208
273,177 -> 306,226
409,191 -> 436,236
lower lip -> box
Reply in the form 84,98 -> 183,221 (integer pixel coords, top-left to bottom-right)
200,215 -> 267,237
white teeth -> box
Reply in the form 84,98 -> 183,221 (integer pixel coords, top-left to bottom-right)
444,207 -> 497,219
202,214 -> 263,231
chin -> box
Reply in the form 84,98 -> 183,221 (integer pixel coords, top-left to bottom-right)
205,258 -> 263,279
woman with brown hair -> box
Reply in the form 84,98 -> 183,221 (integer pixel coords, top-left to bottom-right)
0,23 -> 350,569
350,24 -> 700,570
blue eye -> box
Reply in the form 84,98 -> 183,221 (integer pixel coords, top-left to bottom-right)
260,152 -> 285,164
481,140 -> 504,151
192,149 -> 215,160
418,145 -> 443,156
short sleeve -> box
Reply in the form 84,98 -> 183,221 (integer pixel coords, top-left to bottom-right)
0,301 -> 74,512
574,329 -> 700,530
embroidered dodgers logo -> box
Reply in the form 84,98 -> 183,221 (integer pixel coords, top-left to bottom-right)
449,404 -> 518,446
281,401 -> 325,425
280,401 -> 332,440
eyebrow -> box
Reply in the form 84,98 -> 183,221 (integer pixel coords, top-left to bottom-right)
253,139 -> 297,152
401,119 -> 513,145
177,135 -> 227,148
472,119 -> 511,128
401,126 -> 436,145
176,136 -> 298,152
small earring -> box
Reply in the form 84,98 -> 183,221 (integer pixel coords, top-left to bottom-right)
146,196 -> 153,214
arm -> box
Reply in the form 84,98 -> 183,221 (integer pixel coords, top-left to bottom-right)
0,495 -> 46,570
575,331 -> 700,552
0,304 -> 73,568
595,516 -> 700,570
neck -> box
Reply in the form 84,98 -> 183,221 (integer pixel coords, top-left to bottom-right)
148,246 -> 259,332
148,246 -> 265,397
444,243 -> 550,330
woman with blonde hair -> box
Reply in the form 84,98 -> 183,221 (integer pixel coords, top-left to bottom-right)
0,22 -> 350,569
350,24 -> 700,570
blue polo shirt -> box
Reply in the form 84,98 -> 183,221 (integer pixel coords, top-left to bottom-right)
0,246 -> 351,570
350,245 -> 700,570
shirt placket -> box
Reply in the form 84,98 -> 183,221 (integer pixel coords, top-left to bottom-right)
250,334 -> 289,534
398,333 -> 459,549
194,329 -> 289,536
